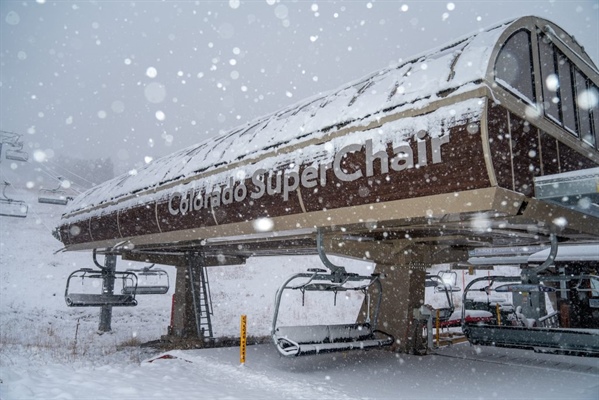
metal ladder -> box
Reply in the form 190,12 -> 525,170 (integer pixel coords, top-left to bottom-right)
188,254 -> 214,342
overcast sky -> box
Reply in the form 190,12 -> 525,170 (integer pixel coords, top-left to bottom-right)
1,0 -> 598,178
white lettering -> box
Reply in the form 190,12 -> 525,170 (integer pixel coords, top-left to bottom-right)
319,163 -> 330,187
222,178 -> 234,205
283,171 -> 299,201
168,192 -> 182,215
165,129 -> 451,213
210,190 -> 220,208
333,143 -> 363,182
391,144 -> 414,171
432,134 -> 450,164
180,191 -> 190,215
193,190 -> 203,210
301,166 -> 318,188
416,130 -> 428,167
251,169 -> 266,199
365,139 -> 388,177
267,171 -> 282,195
234,183 -> 247,202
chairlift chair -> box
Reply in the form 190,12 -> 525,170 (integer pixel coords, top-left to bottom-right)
0,181 -> 28,218
5,142 -> 29,162
64,268 -> 138,307
5,150 -> 29,162
461,274 -> 599,356
437,270 -> 461,292
122,264 -> 170,295
425,271 -> 460,322
271,268 -> 394,357
412,273 -> 463,352
38,178 -> 70,205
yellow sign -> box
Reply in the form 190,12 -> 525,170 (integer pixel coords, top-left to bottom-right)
496,303 -> 502,326
240,314 -> 247,365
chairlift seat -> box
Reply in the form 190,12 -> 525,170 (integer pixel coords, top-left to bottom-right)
495,283 -> 555,292
301,283 -> 342,291
271,252 -> 391,357
38,192 -> 69,205
435,308 -> 454,322
434,285 -> 461,293
0,199 -> 28,218
0,182 -> 28,218
5,150 -> 29,162
122,285 -> 169,295
273,323 -> 393,357
38,178 -> 71,206
462,274 -> 599,356
464,324 -> 599,356
39,197 -> 69,205
123,267 -> 170,295
64,268 -> 138,307
65,293 -> 137,307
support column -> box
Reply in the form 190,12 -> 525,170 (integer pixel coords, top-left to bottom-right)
360,262 -> 426,353
170,262 -> 192,338
98,254 -> 117,333
345,242 -> 437,354
328,237 -> 465,354
168,253 -> 211,343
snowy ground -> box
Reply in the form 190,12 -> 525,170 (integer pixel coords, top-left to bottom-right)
1,189 -> 598,399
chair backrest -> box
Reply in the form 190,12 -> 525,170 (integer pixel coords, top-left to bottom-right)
275,323 -> 373,344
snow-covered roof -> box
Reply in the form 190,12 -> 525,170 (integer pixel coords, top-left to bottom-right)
63,18 -> 513,218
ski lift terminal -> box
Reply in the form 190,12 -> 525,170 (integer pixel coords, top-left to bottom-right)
53,16 -> 599,355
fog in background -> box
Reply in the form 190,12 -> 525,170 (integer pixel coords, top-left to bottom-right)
1,1 -> 598,183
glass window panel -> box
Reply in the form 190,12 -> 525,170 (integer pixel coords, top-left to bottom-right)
591,84 -> 599,149
495,30 -> 535,103
538,35 -> 561,122
575,70 -> 594,147
557,53 -> 577,135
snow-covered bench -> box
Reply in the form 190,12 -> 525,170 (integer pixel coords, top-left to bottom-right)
273,323 -> 394,357
65,293 -> 137,307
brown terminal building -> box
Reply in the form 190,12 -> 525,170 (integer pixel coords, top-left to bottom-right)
56,16 -> 599,355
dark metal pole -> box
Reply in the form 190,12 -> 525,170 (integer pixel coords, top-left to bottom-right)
98,254 -> 117,333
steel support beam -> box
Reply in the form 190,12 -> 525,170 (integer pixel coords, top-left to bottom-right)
98,254 -> 117,333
